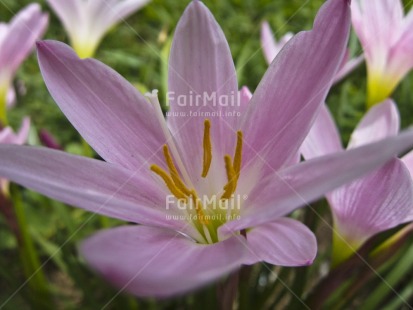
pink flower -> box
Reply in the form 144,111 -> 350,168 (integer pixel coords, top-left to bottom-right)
301,101 -> 413,264
0,118 -> 30,194
260,20 -> 364,84
47,0 -> 150,58
0,0 -> 412,297
0,4 -> 48,123
352,0 -> 413,106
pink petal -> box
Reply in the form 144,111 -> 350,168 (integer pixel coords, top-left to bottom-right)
301,104 -> 343,160
261,21 -> 294,65
260,21 -> 278,64
351,0 -> 404,65
238,86 -> 252,124
0,117 -> 30,145
37,40 -> 168,170
6,86 -> 16,108
402,150 -> 413,177
239,86 -> 252,105
402,151 -> 413,222
98,0 -> 150,27
80,225 -> 246,297
46,0 -> 80,39
347,99 -> 399,149
387,16 -> 413,83
0,145 -> 194,234
14,117 -> 30,145
241,0 -> 351,174
219,129 -> 413,235
0,4 -> 48,73
167,1 -> 239,178
0,128 -> 14,144
333,54 -> 364,83
244,218 -> 316,266
330,159 -> 413,245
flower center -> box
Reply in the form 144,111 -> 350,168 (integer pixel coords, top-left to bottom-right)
149,119 -> 243,243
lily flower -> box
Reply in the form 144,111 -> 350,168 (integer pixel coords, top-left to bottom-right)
0,0 -> 412,297
301,100 -> 413,266
0,117 -> 30,194
0,4 -> 48,124
351,0 -> 413,107
47,0 -> 150,58
260,20 -> 364,84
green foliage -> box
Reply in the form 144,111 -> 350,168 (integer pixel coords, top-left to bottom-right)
1,0 -> 413,309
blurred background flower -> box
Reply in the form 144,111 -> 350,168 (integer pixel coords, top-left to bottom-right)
301,100 -> 413,266
0,3 -> 47,125
352,0 -> 413,107
47,0 -> 150,58
0,117 -> 30,195
260,20 -> 364,84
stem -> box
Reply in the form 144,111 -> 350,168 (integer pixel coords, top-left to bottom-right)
238,265 -> 252,310
0,85 -> 8,126
305,227 -> 412,309
9,187 -> 52,308
217,230 -> 248,310
362,245 -> 413,310
217,270 -> 240,310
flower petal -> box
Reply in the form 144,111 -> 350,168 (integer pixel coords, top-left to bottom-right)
97,0 -> 150,27
386,14 -> 413,84
351,0 -> 404,66
241,0 -> 351,173
238,86 -> 252,122
0,4 -> 48,73
0,117 -> 30,145
261,21 -> 293,65
0,145 -> 194,233
167,1 -> 239,178
347,99 -> 399,149
260,21 -> 278,64
330,158 -> 413,245
301,103 -> 343,160
37,40 -> 168,170
46,0 -> 80,37
333,54 -> 364,83
87,0 -> 150,43
80,225 -> 246,297
244,218 -> 317,266
6,86 -> 16,108
402,150 -> 413,222
219,129 -> 413,235
402,150 -> 413,177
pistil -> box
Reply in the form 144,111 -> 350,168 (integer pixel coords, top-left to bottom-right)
149,119 -> 244,243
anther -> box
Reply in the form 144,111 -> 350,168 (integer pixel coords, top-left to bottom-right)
163,145 -> 191,196
201,119 -> 212,178
233,131 -> 243,179
221,155 -> 237,199
150,165 -> 187,200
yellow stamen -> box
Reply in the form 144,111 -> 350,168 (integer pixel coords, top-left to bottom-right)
233,131 -> 243,179
163,145 -> 191,196
201,119 -> 212,178
150,165 -> 187,200
221,155 -> 237,199
190,190 -> 209,225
